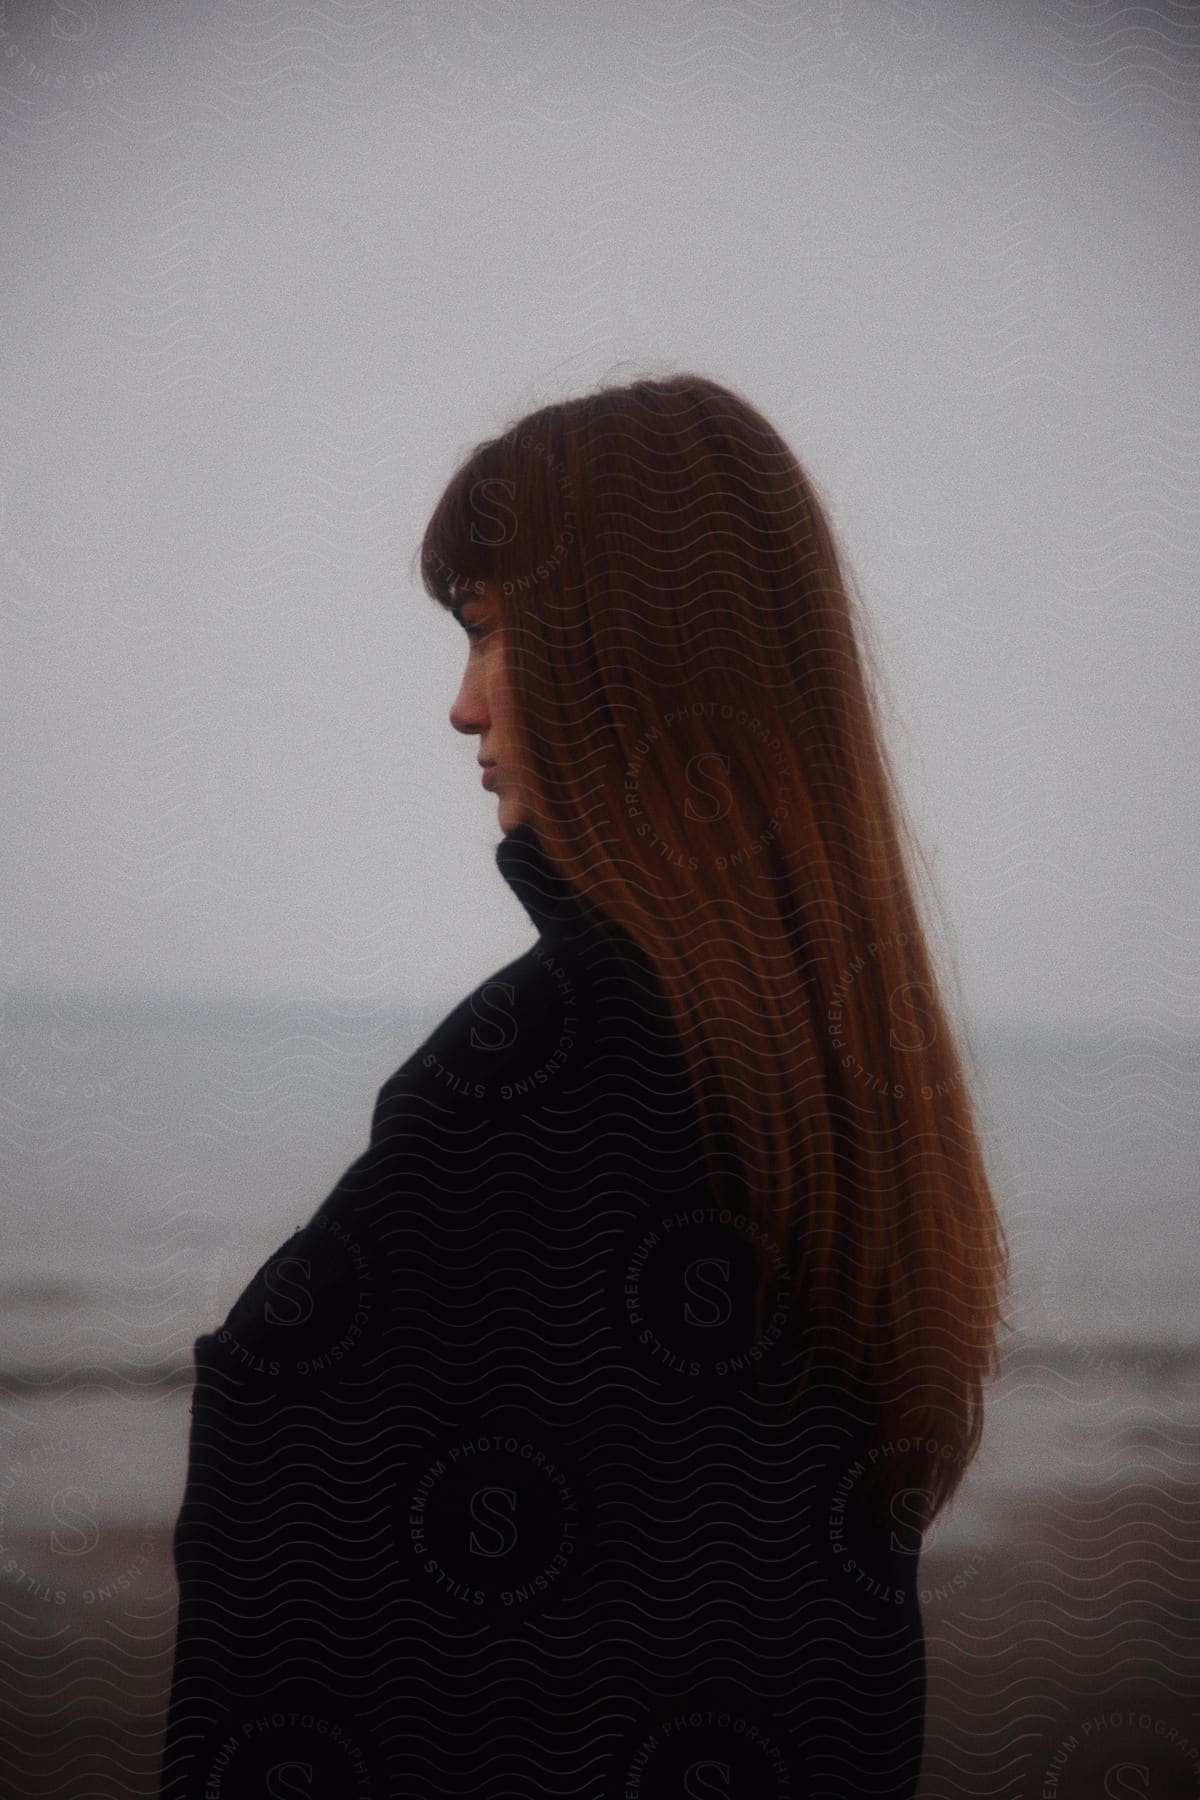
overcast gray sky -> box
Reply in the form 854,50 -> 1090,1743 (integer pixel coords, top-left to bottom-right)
3,0 -> 1198,1037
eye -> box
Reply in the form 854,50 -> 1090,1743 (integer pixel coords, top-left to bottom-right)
463,622 -> 489,643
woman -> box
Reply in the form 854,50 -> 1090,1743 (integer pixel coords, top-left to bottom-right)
161,373 -> 1011,1798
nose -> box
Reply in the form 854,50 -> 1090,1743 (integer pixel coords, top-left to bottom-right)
449,663 -> 487,738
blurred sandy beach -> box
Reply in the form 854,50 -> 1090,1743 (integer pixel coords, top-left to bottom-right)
4,1423 -> 1199,1797
2,1004 -> 1198,1796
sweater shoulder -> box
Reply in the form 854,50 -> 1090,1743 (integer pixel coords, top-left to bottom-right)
368,934 -> 607,1138
196,931 -> 689,1389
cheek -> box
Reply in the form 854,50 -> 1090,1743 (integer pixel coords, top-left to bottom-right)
485,662 -> 511,718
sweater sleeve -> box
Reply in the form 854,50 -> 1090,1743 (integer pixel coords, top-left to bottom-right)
158,1105 -> 413,1798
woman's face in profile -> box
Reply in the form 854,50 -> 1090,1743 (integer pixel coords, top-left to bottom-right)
448,581 -> 531,834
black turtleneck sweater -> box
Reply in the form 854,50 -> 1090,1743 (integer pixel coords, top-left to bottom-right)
160,822 -> 927,1799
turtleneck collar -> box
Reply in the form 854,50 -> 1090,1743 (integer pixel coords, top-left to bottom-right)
495,820 -> 606,943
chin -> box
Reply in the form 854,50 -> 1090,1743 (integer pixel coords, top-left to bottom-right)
496,794 -> 523,834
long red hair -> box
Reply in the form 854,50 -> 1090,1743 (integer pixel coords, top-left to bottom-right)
414,371 -> 1012,1528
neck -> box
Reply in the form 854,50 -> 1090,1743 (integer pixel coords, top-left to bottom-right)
494,820 -> 604,943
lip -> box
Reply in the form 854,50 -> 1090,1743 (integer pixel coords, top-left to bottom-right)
480,764 -> 498,790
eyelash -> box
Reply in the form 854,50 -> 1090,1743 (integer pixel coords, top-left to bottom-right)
463,623 -> 488,642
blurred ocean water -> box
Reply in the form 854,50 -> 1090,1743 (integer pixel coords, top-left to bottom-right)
3,995 -> 1200,1800
1,994 -> 1198,1556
